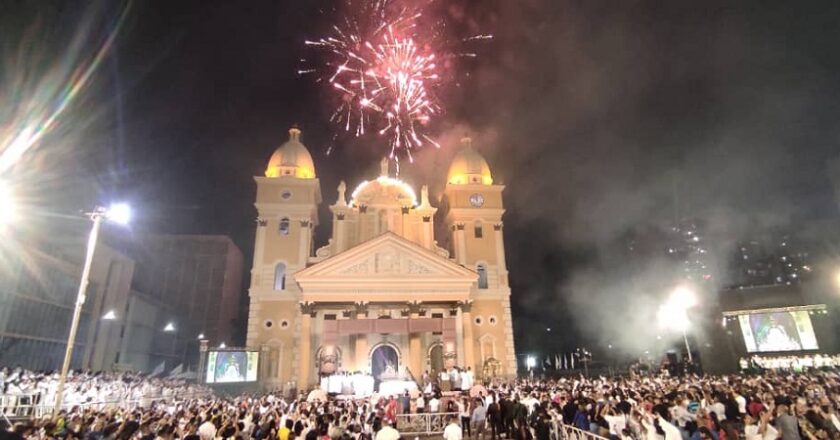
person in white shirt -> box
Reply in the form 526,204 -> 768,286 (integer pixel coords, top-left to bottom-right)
444,415 -> 463,440
429,396 -> 441,413
375,423 -> 400,440
657,415 -> 683,440
472,399 -> 488,440
198,419 -> 217,440
670,399 -> 696,429
734,392 -> 747,415
744,411 -> 778,440
416,395 -> 426,413
603,407 -> 627,437
451,368 -> 462,391
709,397 -> 727,421
462,367 -> 474,390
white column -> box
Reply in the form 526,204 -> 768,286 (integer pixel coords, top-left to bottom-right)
455,308 -> 465,366
299,304 -> 314,389
461,303 -> 475,372
334,215 -> 345,253
455,223 -> 467,265
409,305 -> 423,377
355,305 -> 369,373
502,297 -> 517,377
386,208 -> 396,232
299,220 -> 312,262
422,218 -> 432,249
255,222 -> 267,262
494,223 -> 508,285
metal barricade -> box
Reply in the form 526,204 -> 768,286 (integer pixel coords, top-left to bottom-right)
551,420 -> 610,440
0,392 -> 211,421
395,412 -> 459,435
1,393 -> 42,419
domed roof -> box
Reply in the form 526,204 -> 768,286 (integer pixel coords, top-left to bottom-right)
350,176 -> 418,207
350,158 -> 418,207
265,127 -> 316,179
447,137 -> 493,185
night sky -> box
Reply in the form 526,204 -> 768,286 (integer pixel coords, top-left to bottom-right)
5,0 -> 840,359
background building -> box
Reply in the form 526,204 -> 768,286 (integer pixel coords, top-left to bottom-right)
0,240 -> 134,371
128,235 -> 245,352
0,232 -> 244,373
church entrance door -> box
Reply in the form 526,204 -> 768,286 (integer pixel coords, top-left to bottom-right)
370,344 -> 399,382
429,344 -> 444,378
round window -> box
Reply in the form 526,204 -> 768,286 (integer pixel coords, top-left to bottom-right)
489,316 -> 498,326
281,190 -> 293,200
474,316 -> 483,326
264,320 -> 274,329
280,320 -> 290,329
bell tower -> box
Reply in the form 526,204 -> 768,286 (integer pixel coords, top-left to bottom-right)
247,127 -> 321,385
443,137 -> 506,282
442,136 -> 517,377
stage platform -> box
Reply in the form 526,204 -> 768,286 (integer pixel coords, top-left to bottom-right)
319,374 -> 420,397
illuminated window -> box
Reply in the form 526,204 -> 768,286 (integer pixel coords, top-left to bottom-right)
279,217 -> 290,235
477,264 -> 488,289
274,263 -> 286,290
474,221 -> 483,238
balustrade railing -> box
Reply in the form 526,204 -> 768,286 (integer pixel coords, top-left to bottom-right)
551,420 -> 610,440
395,411 -> 459,435
1,392 -> 211,421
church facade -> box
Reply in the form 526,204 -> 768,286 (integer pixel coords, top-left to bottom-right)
246,127 -> 517,389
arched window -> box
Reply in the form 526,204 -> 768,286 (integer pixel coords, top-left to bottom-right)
474,220 -> 483,238
274,263 -> 286,290
279,217 -> 290,235
477,264 -> 488,289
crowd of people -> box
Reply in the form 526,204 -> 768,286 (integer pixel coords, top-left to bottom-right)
3,366 -> 840,440
740,355 -> 840,372
1,368 -> 209,415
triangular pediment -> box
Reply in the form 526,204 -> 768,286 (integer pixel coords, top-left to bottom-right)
297,232 -> 475,280
294,232 -> 476,301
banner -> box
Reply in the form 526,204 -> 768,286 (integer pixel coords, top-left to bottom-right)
151,361 -> 165,377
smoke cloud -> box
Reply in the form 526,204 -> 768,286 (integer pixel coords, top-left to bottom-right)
437,0 -> 840,357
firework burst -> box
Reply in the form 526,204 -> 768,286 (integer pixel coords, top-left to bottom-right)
300,0 -> 488,163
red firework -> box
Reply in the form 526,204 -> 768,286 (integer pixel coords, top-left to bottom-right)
300,0 -> 489,163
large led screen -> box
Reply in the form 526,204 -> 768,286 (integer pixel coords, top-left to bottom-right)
206,351 -> 259,383
738,310 -> 819,353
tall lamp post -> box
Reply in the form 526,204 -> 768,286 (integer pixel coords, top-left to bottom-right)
53,204 -> 130,415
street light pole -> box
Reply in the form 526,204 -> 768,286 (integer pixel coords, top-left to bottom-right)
683,328 -> 693,363
53,208 -> 105,415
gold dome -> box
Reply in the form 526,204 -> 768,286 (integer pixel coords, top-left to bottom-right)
265,128 -> 316,179
447,137 -> 493,185
350,176 -> 418,207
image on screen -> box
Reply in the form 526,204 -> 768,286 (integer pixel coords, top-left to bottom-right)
205,351 -> 259,383
738,310 -> 819,353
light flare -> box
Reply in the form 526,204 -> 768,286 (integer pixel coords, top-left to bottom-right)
0,4 -> 130,174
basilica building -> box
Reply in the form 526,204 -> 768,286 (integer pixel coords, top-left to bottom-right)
246,127 -> 517,389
